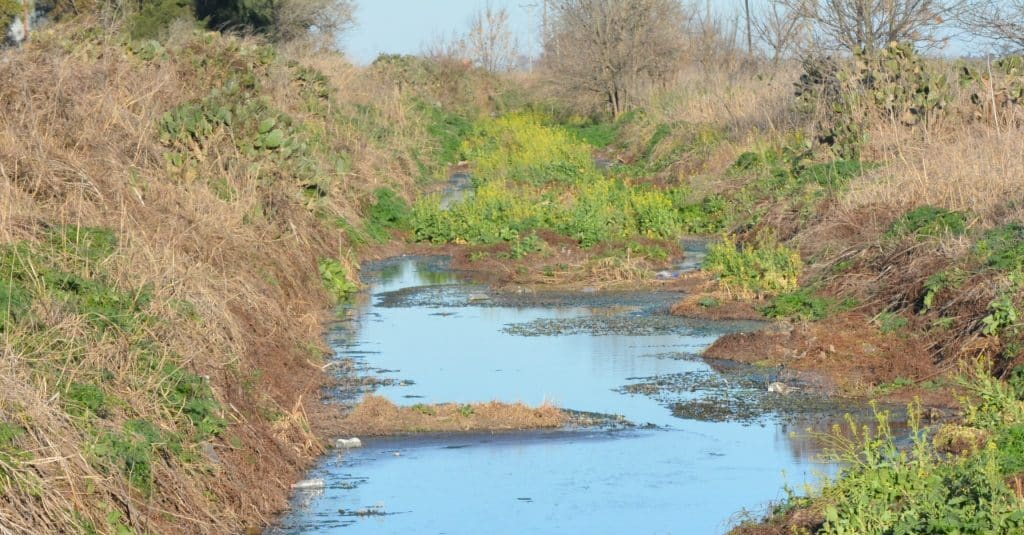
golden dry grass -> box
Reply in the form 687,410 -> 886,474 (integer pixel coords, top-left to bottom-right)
338,394 -> 566,436
0,23 -> 441,534
849,123 -> 1024,227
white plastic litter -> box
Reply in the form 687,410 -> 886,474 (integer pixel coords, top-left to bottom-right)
290,478 -> 325,490
336,437 -> 363,449
767,382 -> 798,395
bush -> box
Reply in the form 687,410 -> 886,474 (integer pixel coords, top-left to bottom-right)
814,405 -> 1024,535
129,0 -> 194,40
704,235 -> 802,297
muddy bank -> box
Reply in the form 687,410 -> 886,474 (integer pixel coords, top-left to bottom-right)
700,312 -> 962,409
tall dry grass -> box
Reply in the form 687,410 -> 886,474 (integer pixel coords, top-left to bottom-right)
849,123 -> 1024,228
0,22 -> 440,534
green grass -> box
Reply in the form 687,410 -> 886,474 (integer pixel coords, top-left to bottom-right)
565,120 -> 619,148
886,205 -> 968,240
761,288 -> 854,321
1,225 -> 228,493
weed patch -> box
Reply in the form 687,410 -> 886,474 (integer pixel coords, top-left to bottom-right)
704,235 -> 802,297
886,205 -> 968,240
761,288 -> 852,321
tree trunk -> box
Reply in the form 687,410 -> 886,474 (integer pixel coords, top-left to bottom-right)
21,0 -> 30,42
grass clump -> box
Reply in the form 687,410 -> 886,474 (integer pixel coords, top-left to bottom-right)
886,205 -> 969,240
704,235 -> 802,297
974,223 -> 1024,271
365,187 -> 412,242
0,422 -> 28,490
761,288 -> 852,321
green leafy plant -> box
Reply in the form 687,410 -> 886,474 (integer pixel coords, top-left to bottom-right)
318,259 -> 358,301
886,205 -> 968,240
704,234 -> 802,297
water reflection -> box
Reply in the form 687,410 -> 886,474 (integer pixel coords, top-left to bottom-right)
275,257 -> 865,534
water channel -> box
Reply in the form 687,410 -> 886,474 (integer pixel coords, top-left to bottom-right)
271,254 -> 868,534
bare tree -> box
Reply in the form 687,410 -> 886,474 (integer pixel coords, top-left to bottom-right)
779,0 -> 959,52
957,1 -> 1024,52
463,4 -> 520,72
273,0 -> 355,44
685,1 -> 744,74
542,0 -> 687,117
752,1 -> 805,66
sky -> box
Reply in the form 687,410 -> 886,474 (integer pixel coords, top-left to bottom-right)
339,0 -> 989,64
342,0 -> 548,64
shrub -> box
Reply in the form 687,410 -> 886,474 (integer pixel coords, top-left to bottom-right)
995,424 -> 1024,475
704,235 -> 802,297
630,189 -> 680,239
129,0 -> 194,40
677,194 -> 730,234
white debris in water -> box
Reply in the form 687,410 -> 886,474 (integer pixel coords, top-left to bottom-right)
767,382 -> 798,395
290,478 -> 325,490
336,437 -> 362,449
468,293 -> 490,302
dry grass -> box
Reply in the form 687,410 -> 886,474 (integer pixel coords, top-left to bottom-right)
849,123 -> 1024,228
338,395 -> 566,436
0,23 -> 438,534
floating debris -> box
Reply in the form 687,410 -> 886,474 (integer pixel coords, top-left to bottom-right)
336,437 -> 363,449
290,478 -> 325,490
767,382 -> 799,395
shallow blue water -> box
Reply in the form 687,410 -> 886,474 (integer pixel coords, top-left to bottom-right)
272,257 -> 839,535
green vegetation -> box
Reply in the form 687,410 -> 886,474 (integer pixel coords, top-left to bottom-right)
318,259 -> 358,301
0,421 -> 27,490
704,235 -> 802,297
874,311 -> 910,334
365,187 -> 412,242
410,112 -> 702,255
762,288 -> 853,321
812,405 -> 1024,534
0,225 -> 228,499
768,363 -> 1024,534
886,206 -> 969,240
975,223 -> 1024,271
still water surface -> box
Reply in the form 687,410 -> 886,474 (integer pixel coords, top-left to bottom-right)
272,257 -> 842,534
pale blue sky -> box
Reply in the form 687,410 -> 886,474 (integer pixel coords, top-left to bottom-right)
342,0 -> 548,64
339,0 -> 986,64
